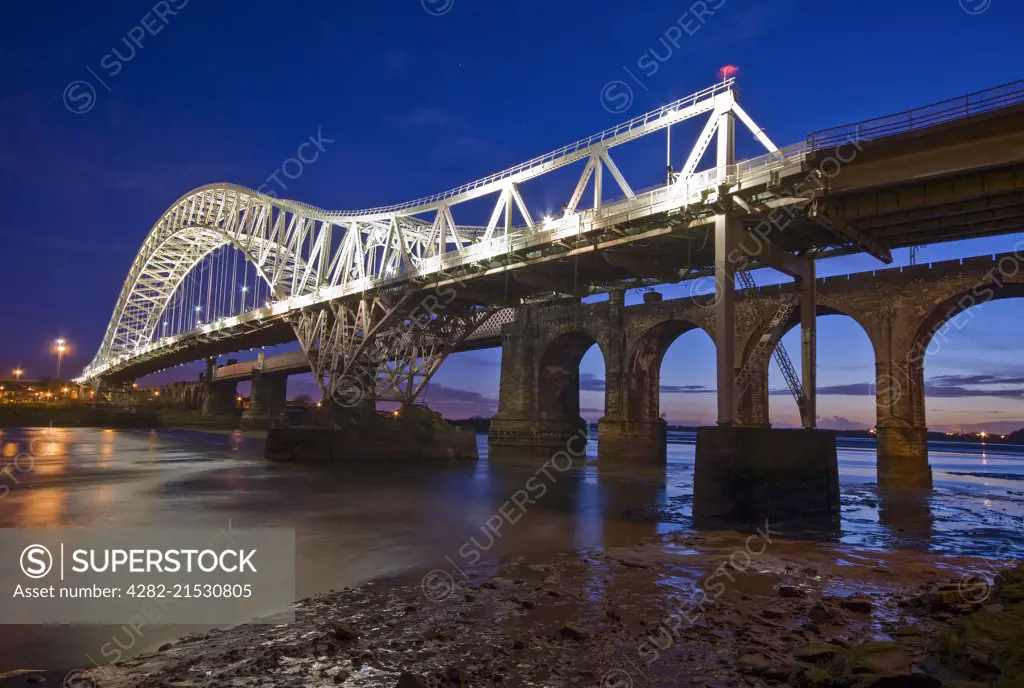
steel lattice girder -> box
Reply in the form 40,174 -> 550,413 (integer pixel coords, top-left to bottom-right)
290,294 -> 501,406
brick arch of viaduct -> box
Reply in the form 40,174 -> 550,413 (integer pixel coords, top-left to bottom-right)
153,381 -> 204,409
490,250 -> 1024,485
147,358 -> 242,417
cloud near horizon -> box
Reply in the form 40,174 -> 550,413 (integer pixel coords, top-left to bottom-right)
766,373 -> 1024,400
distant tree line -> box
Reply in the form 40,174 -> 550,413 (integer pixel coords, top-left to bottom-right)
446,417 -> 1024,444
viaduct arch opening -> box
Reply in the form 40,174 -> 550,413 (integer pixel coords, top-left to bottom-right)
627,319 -> 715,426
537,332 -> 604,430
764,313 -> 877,433
596,317 -> 716,466
914,283 -> 1024,440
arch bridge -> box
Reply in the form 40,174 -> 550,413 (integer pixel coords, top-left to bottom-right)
74,78 -> 1024,491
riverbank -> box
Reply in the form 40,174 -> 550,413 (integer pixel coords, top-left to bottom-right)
0,405 -> 242,430
67,529 -> 1022,688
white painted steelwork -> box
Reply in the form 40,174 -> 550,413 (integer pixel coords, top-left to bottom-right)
81,80 -> 804,392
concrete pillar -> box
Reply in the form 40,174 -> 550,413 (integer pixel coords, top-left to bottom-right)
800,258 -> 817,428
694,426 -> 839,524
242,371 -> 288,428
873,319 -> 932,490
693,108 -> 843,521
715,213 -> 739,425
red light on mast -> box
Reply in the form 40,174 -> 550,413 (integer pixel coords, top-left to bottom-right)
719,65 -> 739,81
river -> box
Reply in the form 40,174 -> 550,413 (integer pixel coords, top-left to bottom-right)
0,426 -> 1021,674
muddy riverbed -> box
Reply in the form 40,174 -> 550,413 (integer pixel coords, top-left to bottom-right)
73,530 -> 1023,687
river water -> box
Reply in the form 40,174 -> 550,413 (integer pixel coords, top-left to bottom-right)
0,426 -> 1021,674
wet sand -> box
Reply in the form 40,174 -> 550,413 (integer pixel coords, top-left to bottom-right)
65,531 -> 1022,687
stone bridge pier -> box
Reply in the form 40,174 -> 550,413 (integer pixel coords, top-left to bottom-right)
598,290 -> 670,466
201,358 -> 238,416
871,324 -> 931,490
488,301 -> 596,464
242,365 -> 288,427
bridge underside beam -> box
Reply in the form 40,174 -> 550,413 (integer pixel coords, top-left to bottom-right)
601,250 -> 689,283
846,187 -> 1024,247
810,200 -> 893,264
453,283 -> 528,308
87,319 -> 296,385
512,270 -> 595,299
724,220 -> 811,280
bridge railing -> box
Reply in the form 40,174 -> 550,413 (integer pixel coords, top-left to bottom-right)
807,79 -> 1024,150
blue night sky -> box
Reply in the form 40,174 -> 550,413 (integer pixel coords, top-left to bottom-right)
1,0 -> 1023,432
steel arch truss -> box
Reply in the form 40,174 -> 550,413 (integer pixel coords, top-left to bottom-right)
85,184 -> 481,381
291,295 -> 499,407
95,186 -> 319,368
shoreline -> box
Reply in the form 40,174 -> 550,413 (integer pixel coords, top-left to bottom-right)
49,529 -> 1023,688
0,410 -> 245,431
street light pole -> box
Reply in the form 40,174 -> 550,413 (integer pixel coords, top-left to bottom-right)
13,368 -> 23,381
55,339 -> 67,381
